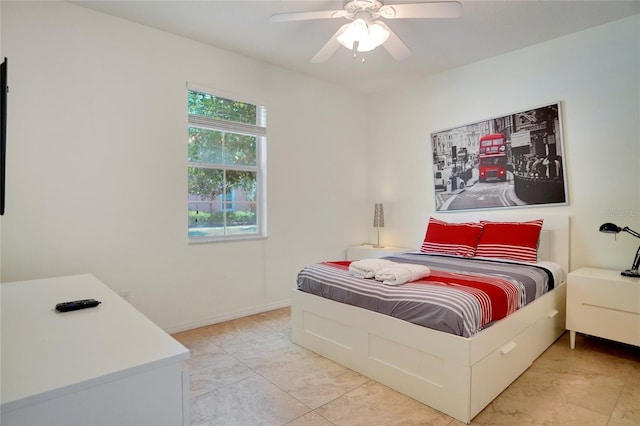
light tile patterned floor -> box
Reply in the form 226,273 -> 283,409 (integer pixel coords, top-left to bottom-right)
173,307 -> 640,426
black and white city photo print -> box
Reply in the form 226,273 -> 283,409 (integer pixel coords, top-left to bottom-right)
431,102 -> 568,212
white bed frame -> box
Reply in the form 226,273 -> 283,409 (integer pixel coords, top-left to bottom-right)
291,212 -> 569,424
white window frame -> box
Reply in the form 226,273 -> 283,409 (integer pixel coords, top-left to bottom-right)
187,84 -> 267,242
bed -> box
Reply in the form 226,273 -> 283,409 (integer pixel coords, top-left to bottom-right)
291,212 -> 569,424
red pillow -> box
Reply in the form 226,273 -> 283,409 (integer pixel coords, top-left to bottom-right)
475,219 -> 544,262
420,217 -> 483,257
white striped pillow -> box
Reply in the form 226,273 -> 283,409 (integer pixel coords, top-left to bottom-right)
420,217 -> 484,257
475,219 -> 543,262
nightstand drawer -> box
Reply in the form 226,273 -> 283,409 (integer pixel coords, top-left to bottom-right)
568,275 -> 640,314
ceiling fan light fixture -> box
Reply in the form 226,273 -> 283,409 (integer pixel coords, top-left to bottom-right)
337,18 -> 367,49
337,19 -> 390,52
272,0 -> 463,63
366,21 -> 390,46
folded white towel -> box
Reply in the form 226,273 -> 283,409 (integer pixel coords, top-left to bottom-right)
374,264 -> 431,286
349,258 -> 396,279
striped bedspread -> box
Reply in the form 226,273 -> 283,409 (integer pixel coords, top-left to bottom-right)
297,253 -> 556,337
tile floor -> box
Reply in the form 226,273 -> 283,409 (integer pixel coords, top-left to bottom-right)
172,307 -> 640,425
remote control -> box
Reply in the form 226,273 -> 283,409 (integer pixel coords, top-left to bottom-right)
55,299 -> 101,312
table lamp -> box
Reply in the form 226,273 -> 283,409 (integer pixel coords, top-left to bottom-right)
599,222 -> 640,277
373,203 -> 384,248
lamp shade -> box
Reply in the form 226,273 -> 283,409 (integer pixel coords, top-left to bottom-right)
337,19 -> 390,52
337,19 -> 368,50
373,203 -> 384,228
599,222 -> 622,233
355,22 -> 390,52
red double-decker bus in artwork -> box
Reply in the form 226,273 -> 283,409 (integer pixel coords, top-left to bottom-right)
478,133 -> 508,182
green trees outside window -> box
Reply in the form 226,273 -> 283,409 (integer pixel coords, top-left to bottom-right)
187,89 -> 266,240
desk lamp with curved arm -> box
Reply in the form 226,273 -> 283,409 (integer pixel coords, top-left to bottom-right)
599,222 -> 640,277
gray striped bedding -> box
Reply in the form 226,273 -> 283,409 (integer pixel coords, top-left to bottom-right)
296,253 -> 557,337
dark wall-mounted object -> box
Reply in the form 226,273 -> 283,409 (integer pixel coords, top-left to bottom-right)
1,57 -> 7,215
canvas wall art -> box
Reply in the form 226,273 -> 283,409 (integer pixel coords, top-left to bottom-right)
431,102 -> 568,212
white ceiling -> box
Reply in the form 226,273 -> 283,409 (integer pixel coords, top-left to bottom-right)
74,0 -> 640,93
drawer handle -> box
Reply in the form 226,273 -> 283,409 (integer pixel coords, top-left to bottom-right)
501,341 -> 517,355
547,309 -> 559,319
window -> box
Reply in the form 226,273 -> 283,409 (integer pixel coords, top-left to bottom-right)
187,86 -> 266,241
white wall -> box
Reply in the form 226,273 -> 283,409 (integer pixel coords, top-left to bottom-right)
367,14 -> 640,272
0,1 -> 370,331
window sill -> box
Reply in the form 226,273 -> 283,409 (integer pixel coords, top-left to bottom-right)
188,234 -> 267,244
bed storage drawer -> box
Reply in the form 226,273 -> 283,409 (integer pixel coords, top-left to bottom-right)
470,301 -> 565,417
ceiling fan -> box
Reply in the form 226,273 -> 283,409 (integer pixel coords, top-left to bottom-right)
271,0 -> 463,63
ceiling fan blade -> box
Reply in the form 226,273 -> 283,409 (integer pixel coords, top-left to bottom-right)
271,9 -> 347,23
379,1 -> 462,19
379,23 -> 411,61
311,24 -> 349,63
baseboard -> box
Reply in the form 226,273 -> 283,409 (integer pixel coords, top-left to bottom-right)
164,299 -> 291,334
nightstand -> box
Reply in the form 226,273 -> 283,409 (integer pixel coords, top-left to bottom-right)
566,267 -> 640,349
346,245 -> 413,260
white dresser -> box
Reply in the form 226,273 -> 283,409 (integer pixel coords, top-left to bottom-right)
1,274 -> 190,426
